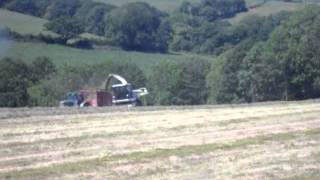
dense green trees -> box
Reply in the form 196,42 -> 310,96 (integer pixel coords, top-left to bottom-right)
45,17 -> 85,39
263,6 -> 320,100
4,0 -> 46,17
149,59 -> 210,105
0,57 -> 55,107
0,58 -> 31,107
148,62 -> 183,105
170,10 -> 291,55
44,0 -> 81,20
170,19 -> 233,54
105,2 -> 170,52
207,6 -> 320,104
178,0 -> 247,22
30,57 -> 56,82
75,1 -> 115,36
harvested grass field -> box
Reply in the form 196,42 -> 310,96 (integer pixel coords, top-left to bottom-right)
1,100 -> 320,179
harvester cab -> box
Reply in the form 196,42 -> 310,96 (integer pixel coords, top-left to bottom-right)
106,74 -> 149,106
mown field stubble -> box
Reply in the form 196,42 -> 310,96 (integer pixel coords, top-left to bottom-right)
1,101 -> 320,179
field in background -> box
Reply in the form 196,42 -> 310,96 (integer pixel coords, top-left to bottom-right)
0,9 -> 55,36
245,0 -> 266,7
0,41 -> 210,74
228,1 -> 303,24
1,100 -> 320,179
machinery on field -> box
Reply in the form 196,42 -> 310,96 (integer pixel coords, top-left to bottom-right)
60,74 -> 149,107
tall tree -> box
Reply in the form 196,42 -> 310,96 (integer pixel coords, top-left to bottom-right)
45,17 -> 84,39
0,58 -> 31,107
105,2 -> 170,52
45,0 -> 81,20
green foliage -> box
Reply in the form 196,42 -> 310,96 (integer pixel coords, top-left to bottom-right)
207,40 -> 253,103
149,59 -> 210,105
148,62 -> 183,105
28,78 -> 64,107
105,2 -> 170,52
0,57 -> 58,107
179,59 -> 211,105
207,39 -> 287,104
178,0 -> 247,22
264,6 -> 320,100
45,17 -> 84,39
237,43 -> 284,102
170,18 -> 233,54
4,0 -> 43,17
208,6 -> 320,104
170,10 -> 290,55
45,0 -> 81,20
233,11 -> 291,42
75,1 -> 115,36
30,57 -> 56,83
0,58 -> 31,107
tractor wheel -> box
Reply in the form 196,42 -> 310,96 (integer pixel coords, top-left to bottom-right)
133,99 -> 143,106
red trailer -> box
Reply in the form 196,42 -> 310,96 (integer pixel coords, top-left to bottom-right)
79,90 -> 113,107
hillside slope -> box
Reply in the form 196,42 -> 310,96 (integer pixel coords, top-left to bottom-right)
228,1 -> 302,24
1,41 -> 206,74
0,9 -> 55,36
1,101 -> 320,179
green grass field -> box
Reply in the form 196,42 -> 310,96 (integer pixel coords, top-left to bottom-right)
228,1 -> 303,24
0,41 -> 213,74
245,0 -> 266,7
0,9 -> 56,36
